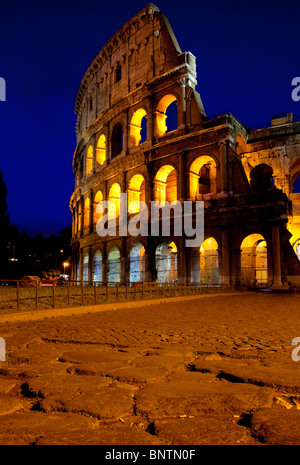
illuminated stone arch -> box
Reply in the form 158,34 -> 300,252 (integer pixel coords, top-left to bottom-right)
128,173 -> 146,214
108,183 -> 121,219
240,234 -> 268,286
93,190 -> 103,226
96,134 -> 106,167
77,201 -> 82,234
292,238 -> 300,261
129,108 -> 147,148
93,250 -> 103,283
107,246 -> 121,283
155,241 -> 178,282
189,156 -> 217,200
290,158 -> 300,193
155,94 -> 178,138
200,237 -> 219,284
83,197 -> 90,229
86,145 -> 93,177
129,242 -> 146,282
154,165 -> 177,204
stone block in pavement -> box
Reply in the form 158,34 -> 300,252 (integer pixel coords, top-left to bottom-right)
250,407 -> 300,445
154,415 -> 258,445
134,378 -> 275,420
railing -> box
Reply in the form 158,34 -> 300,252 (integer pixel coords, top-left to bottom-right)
0,279 -> 238,312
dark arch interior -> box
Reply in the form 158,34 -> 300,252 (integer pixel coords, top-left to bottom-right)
250,163 -> 274,191
111,123 -> 123,158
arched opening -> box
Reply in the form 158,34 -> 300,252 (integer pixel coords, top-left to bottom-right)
250,164 -> 274,191
290,158 -> 300,193
200,237 -> 219,284
96,134 -> 106,167
293,238 -> 300,261
93,250 -> 103,283
83,198 -> 90,230
129,243 -> 146,282
108,183 -> 121,219
86,145 -> 93,177
111,123 -> 123,158
83,252 -> 89,284
128,174 -> 146,214
155,241 -> 178,282
293,176 -> 300,193
156,94 -> 177,137
93,190 -> 103,226
129,109 -> 147,148
154,165 -> 177,204
189,156 -> 217,200
108,246 -> 121,283
241,234 -> 268,286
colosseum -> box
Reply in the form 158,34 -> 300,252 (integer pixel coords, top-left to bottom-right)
69,3 -> 300,288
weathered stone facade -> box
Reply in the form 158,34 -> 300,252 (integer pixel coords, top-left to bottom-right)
70,3 -> 300,288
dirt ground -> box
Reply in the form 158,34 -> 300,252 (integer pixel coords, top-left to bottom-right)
0,291 -> 300,445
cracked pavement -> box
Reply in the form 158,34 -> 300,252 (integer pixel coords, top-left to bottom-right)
0,292 -> 300,445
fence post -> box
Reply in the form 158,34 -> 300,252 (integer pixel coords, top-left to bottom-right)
116,283 -> 119,301
81,281 -> 84,305
16,281 -> 20,310
52,282 -> 55,308
126,282 -> 128,299
106,282 -> 109,301
67,281 -> 70,306
94,282 -> 97,304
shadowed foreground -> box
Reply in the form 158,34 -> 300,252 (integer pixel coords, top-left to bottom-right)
0,292 -> 300,445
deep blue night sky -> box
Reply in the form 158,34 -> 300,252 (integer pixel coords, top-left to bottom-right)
1,0 -> 299,237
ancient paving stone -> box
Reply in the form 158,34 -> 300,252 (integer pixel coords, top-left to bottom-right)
26,374 -> 136,420
0,394 -> 25,416
131,351 -> 189,372
250,407 -> 300,445
0,411 -> 95,445
59,347 -> 135,365
190,359 -> 300,391
154,416 -> 258,445
0,378 -> 18,394
106,366 -> 167,384
134,379 -> 276,420
35,424 -> 162,445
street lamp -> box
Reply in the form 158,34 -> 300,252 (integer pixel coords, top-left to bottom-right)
63,261 -> 69,274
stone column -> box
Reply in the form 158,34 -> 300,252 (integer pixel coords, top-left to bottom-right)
221,229 -> 230,284
272,222 -> 283,287
178,236 -> 187,283
219,139 -> 228,195
178,77 -> 187,129
90,190 -> 94,233
178,151 -> 186,201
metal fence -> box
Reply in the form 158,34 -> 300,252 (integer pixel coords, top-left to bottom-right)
0,279 -> 238,312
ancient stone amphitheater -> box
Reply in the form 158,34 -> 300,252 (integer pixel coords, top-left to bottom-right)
69,3 -> 300,288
